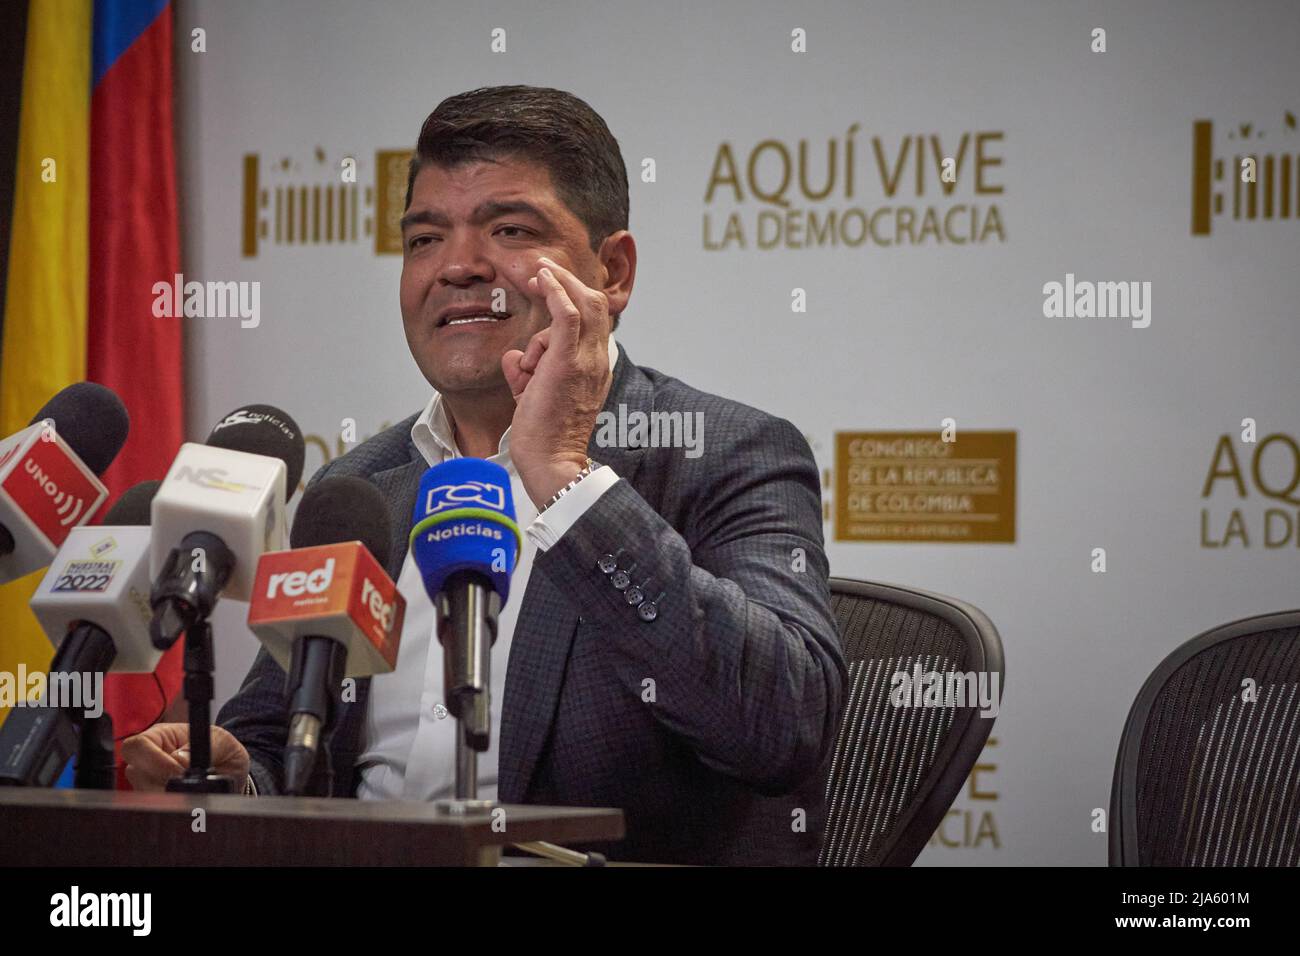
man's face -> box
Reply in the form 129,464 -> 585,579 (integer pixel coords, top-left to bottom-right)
399,156 -> 604,396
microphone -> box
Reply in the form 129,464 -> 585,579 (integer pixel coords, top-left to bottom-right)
246,476 -> 404,796
148,404 -> 304,794
0,382 -> 129,584
30,480 -> 164,675
0,480 -> 159,788
408,459 -> 520,769
148,404 -> 305,647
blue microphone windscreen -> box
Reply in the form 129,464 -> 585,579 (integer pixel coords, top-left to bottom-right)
409,458 -> 520,605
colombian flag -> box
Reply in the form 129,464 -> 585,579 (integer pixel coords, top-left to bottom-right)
0,0 -> 184,786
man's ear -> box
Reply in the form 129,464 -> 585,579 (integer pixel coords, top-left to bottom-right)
596,230 -> 636,320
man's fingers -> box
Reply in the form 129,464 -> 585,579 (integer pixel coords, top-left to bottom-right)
124,764 -> 159,791
520,327 -> 550,373
121,733 -> 187,790
121,728 -> 186,768
537,256 -> 610,344
132,721 -> 189,754
501,349 -> 531,399
535,265 -> 582,354
210,728 -> 251,778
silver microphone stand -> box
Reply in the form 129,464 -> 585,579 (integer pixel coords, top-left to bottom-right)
430,574 -> 605,866
433,574 -> 498,815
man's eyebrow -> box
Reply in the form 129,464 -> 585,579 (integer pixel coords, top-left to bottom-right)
399,200 -> 555,233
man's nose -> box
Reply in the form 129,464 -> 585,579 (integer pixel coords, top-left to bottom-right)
436,232 -> 495,285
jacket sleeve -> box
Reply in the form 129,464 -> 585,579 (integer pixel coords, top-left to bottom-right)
216,646 -> 292,796
534,415 -> 846,796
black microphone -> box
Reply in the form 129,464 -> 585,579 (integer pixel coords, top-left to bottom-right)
204,403 -> 306,493
107,480 -> 163,522
31,383 -> 131,475
280,476 -> 393,796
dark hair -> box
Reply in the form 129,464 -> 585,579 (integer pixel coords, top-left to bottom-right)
405,85 -> 629,256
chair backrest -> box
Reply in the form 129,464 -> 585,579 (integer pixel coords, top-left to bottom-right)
1110,610 -> 1300,866
819,577 -> 1004,866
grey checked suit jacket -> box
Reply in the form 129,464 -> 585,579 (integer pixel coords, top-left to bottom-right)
217,343 -> 846,865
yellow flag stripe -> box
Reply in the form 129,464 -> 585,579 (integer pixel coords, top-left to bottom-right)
0,0 -> 92,714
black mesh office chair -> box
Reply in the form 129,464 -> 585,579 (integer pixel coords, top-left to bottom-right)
1110,610 -> 1300,866
819,578 -> 1005,866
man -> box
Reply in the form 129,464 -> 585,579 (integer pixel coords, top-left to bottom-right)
124,85 -> 845,865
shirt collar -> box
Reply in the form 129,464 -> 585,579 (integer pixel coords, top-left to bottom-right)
411,335 -> 620,467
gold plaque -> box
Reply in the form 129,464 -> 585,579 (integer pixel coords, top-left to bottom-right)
374,149 -> 413,255
835,430 -> 1016,543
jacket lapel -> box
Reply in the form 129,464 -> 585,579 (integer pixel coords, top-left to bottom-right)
370,448 -> 428,582
498,343 -> 652,801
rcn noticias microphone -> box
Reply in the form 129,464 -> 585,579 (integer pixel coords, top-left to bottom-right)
149,404 -> 305,647
0,481 -> 160,788
409,458 -> 520,758
0,382 -> 129,584
246,476 -> 404,796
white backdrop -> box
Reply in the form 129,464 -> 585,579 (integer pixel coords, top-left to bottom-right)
174,0 -> 1300,865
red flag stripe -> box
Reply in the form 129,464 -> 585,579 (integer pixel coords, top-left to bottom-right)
88,3 -> 185,783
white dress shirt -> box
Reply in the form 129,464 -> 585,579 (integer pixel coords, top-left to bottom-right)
355,337 -> 620,802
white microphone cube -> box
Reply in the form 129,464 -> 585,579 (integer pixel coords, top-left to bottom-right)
30,526 -> 162,673
151,443 -> 288,601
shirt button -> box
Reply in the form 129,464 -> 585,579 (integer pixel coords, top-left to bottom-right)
597,554 -> 618,574
611,570 -> 630,590
625,586 -> 644,605
638,602 -> 658,622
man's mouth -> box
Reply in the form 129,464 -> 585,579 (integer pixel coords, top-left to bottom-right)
437,308 -> 511,328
